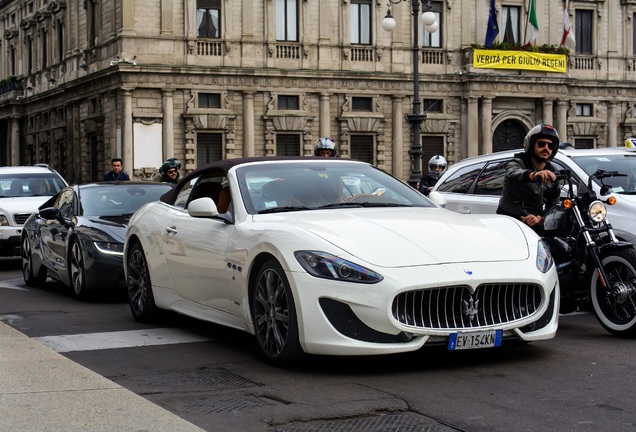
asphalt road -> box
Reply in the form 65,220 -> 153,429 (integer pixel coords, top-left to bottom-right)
1,258 -> 634,432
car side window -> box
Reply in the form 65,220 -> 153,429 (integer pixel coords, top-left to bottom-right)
436,162 -> 486,194
473,160 -> 508,196
55,189 -> 75,218
551,160 -> 587,194
173,177 -> 199,209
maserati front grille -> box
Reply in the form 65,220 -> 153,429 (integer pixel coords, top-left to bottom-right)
392,283 -> 542,330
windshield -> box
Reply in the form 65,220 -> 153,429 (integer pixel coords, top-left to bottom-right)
80,184 -> 172,217
0,173 -> 66,198
236,161 -> 435,214
569,153 -> 636,194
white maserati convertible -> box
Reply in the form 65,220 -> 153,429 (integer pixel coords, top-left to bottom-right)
124,157 -> 559,366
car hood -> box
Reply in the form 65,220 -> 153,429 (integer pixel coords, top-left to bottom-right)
258,208 -> 531,267
0,196 -> 51,213
81,215 -> 129,242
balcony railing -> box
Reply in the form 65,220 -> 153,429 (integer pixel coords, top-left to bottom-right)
571,55 -> 595,71
422,50 -> 445,65
350,47 -> 375,62
196,40 -> 224,56
275,44 -> 301,59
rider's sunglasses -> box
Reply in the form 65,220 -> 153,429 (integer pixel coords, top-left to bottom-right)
167,169 -> 177,174
536,140 -> 553,149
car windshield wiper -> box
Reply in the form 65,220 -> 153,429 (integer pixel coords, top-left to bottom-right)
356,202 -> 412,207
258,206 -> 310,214
317,202 -> 364,209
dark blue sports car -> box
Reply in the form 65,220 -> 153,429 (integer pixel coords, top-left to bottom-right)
21,182 -> 173,299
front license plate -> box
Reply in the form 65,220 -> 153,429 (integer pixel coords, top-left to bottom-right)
448,330 -> 503,350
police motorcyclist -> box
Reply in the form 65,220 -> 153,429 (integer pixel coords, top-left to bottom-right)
497,124 -> 561,231
314,137 -> 337,157
418,155 -> 447,196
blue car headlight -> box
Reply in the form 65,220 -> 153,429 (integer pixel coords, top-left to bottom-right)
94,241 -> 124,256
536,239 -> 553,273
294,251 -> 383,284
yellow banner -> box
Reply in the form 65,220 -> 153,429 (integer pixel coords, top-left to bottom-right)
473,49 -> 567,73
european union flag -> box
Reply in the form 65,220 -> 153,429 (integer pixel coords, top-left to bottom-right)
485,0 -> 499,48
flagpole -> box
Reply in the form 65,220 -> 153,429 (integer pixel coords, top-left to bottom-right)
522,0 -> 530,45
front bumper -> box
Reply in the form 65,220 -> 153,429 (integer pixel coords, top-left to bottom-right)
0,229 -> 22,256
288,260 -> 559,356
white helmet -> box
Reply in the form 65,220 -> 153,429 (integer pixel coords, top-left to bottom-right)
428,155 -> 448,179
314,137 -> 337,157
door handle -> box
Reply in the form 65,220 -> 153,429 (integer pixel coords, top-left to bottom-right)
458,208 -> 471,214
165,226 -> 178,234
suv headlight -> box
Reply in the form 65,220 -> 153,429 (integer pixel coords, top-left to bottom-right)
0,215 -> 8,226
294,251 -> 383,284
536,239 -> 554,273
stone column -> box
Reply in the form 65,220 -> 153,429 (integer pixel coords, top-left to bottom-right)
122,89 -> 134,171
392,96 -> 404,179
243,92 -> 255,157
467,97 -> 479,157
162,89 -> 174,159
608,102 -> 618,147
543,99 -> 554,125
319,93 -> 331,138
556,100 -> 568,142
481,97 -> 493,154
10,118 -> 19,165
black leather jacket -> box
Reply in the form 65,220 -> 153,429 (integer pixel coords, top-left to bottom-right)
496,152 -> 560,219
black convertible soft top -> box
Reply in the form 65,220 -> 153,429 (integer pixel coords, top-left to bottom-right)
159,156 -> 348,204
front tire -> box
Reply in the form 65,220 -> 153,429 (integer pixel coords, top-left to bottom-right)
127,242 -> 159,322
250,259 -> 302,366
69,239 -> 89,300
22,236 -> 47,287
590,247 -> 636,338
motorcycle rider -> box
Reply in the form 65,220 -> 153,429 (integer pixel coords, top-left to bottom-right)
418,155 -> 447,196
497,124 -> 561,231
314,137 -> 337,157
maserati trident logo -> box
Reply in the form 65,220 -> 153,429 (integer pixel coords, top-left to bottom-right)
462,296 -> 480,322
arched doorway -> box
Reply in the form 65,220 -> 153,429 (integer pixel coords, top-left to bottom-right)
493,120 -> 526,152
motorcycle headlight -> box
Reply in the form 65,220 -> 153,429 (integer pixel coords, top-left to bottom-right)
588,200 -> 607,223
294,251 -> 383,284
536,239 -> 554,274
94,241 -> 124,255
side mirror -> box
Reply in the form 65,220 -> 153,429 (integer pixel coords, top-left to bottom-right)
187,197 -> 219,217
39,207 -> 68,226
427,191 -> 447,208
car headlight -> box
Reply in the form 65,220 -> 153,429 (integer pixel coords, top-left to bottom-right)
0,215 -> 8,226
588,200 -> 607,224
536,239 -> 554,274
294,251 -> 383,284
93,241 -> 124,255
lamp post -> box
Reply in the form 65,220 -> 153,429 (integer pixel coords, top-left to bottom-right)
382,0 -> 438,188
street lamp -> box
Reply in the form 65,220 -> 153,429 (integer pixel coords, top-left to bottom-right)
382,0 -> 438,187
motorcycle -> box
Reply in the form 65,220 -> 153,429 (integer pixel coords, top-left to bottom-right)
542,168 -> 636,338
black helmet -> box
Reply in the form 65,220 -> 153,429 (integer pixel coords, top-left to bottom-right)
166,157 -> 181,170
523,124 -> 559,160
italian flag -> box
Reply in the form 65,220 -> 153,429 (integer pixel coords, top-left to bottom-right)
526,0 -> 539,45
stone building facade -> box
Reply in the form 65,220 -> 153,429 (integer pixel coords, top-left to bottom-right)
1,0 -> 636,183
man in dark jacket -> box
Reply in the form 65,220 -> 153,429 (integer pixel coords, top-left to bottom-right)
497,124 -> 561,231
103,158 -> 130,181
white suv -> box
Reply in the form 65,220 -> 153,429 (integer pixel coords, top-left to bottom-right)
0,165 -> 67,256
433,147 -> 636,243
